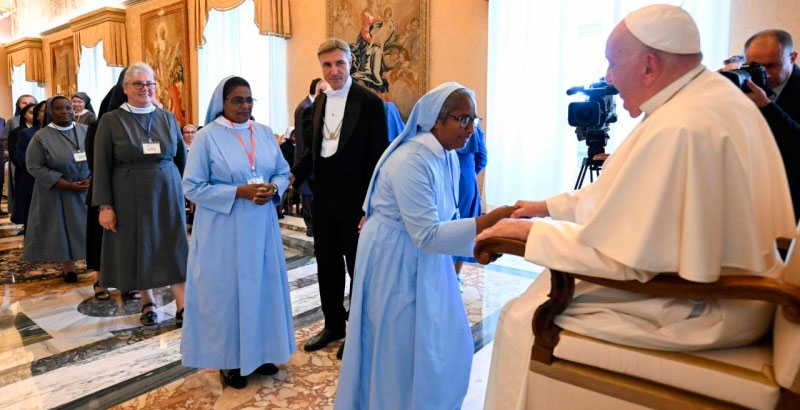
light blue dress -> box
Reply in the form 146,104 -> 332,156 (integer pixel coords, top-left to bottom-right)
335,129 -> 477,409
180,117 -> 295,375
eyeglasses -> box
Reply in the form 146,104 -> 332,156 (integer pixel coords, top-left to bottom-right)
225,97 -> 257,107
129,81 -> 157,90
446,114 -> 482,128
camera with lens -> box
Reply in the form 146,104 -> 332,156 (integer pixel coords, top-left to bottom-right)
567,80 -> 618,150
567,79 -> 619,189
720,62 -> 768,93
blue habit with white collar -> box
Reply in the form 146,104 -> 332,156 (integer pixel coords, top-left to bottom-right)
180,77 -> 295,375
335,83 -> 477,410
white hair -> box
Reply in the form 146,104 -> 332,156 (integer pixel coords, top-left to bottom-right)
124,62 -> 155,84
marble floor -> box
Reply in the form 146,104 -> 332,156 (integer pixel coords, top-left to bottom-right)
0,209 -> 539,410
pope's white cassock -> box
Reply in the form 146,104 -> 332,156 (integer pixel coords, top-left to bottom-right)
484,65 -> 798,409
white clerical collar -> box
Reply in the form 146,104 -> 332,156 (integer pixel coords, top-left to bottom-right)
78,109 -> 89,116
324,76 -> 352,99
309,95 -> 315,103
214,115 -> 251,129
640,64 -> 705,116
48,122 -> 75,131
121,103 -> 156,114
410,131 -> 446,158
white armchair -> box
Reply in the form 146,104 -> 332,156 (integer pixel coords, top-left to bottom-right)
475,237 -> 800,410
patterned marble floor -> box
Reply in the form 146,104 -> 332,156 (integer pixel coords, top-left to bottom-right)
0,210 -> 539,410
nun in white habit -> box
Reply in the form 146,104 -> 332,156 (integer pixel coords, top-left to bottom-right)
477,5 -> 797,409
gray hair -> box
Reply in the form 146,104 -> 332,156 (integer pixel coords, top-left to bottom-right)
745,29 -> 795,55
437,88 -> 477,122
124,62 -> 155,84
317,38 -> 352,61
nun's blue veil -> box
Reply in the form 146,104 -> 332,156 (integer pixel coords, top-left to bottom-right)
362,82 -> 474,215
205,76 -> 237,125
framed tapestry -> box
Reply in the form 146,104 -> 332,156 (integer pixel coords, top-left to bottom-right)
51,38 -> 77,97
328,0 -> 428,119
140,1 -> 191,126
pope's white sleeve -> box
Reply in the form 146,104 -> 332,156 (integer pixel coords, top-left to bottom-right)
546,191 -> 581,222
525,219 -> 659,282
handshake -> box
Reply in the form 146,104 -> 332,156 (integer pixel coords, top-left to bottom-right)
476,200 -> 548,242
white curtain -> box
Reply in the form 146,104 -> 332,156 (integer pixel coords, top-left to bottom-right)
485,0 -> 731,209
198,0 -> 288,132
11,63 -> 46,111
77,40 -> 124,110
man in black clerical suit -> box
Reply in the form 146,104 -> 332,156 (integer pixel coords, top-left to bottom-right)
744,29 -> 800,222
291,38 -> 389,359
293,78 -> 328,235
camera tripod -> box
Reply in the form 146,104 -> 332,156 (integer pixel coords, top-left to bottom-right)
574,139 -> 608,190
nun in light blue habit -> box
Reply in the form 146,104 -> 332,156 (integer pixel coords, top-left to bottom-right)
180,76 -> 295,385
335,83 -> 512,409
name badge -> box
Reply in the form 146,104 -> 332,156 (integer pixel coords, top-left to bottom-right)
143,142 -> 161,154
73,151 -> 87,162
247,175 -> 265,184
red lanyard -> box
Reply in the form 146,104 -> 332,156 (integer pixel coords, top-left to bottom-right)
229,120 -> 256,173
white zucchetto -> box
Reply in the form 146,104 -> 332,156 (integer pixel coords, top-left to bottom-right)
623,4 -> 701,54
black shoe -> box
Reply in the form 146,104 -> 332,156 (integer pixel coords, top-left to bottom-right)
305,228 -> 313,237
175,307 -> 184,328
140,302 -> 158,326
303,327 -> 345,352
93,282 -> 110,300
256,363 -> 279,375
64,271 -> 78,283
220,369 -> 247,389
336,341 -> 345,360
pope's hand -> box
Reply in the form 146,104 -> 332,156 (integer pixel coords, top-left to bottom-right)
511,200 -> 548,219
475,218 -> 533,242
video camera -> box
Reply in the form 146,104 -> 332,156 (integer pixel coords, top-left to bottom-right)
720,62 -> 768,93
566,79 -> 619,189
567,80 -> 618,156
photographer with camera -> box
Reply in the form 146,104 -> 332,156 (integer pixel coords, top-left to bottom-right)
742,29 -> 800,222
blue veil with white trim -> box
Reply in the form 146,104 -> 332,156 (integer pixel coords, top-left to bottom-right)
204,75 -> 236,125
362,82 -> 472,215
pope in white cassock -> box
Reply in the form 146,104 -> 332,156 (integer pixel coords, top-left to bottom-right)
334,83 -> 515,410
476,5 -> 798,409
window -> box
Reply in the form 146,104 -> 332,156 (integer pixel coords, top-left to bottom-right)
77,40 -> 124,109
11,63 -> 46,110
485,0 -> 731,208
198,0 -> 288,132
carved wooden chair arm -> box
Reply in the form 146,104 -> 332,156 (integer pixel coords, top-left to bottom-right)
473,237 -> 800,364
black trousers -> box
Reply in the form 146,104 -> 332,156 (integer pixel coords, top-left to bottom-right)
301,193 -> 313,230
312,193 -> 362,332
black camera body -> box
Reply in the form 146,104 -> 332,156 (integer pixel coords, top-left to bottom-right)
720,62 -> 768,93
567,80 -> 618,157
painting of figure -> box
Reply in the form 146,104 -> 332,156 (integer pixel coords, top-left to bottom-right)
51,38 -> 77,97
141,1 -> 190,126
328,0 -> 427,118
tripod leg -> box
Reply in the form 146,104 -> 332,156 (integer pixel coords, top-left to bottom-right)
575,158 -> 589,190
